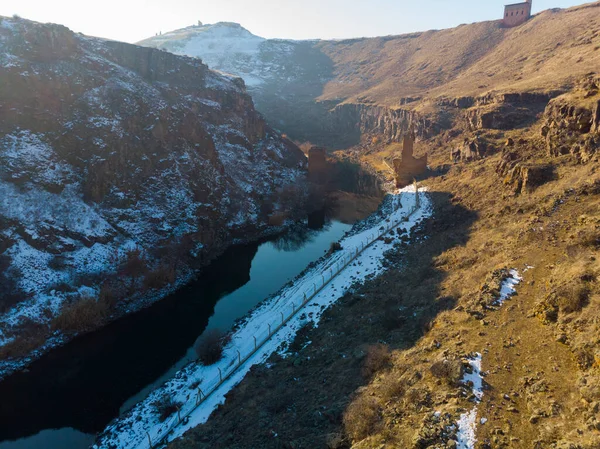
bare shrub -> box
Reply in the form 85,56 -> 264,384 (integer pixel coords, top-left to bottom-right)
430,358 -> 464,386
0,319 -> 48,359
325,432 -> 345,449
329,241 -> 342,253
143,264 -> 176,290
51,295 -> 108,333
0,335 -> 45,360
268,212 -> 287,227
343,395 -> 382,442
0,254 -> 24,313
48,255 -> 69,271
575,229 -> 600,248
378,375 -> 407,400
194,329 -> 231,366
557,282 -> 590,314
152,395 -> 182,422
362,344 -> 392,378
98,282 -> 118,309
403,387 -> 432,411
265,390 -> 294,414
120,248 -> 148,287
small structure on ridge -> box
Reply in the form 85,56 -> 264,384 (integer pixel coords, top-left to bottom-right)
503,0 -> 532,27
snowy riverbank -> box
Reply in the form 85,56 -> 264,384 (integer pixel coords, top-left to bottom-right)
95,185 -> 432,449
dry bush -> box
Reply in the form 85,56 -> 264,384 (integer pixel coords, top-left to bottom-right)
557,283 -> 590,314
378,374 -> 407,400
47,254 -> 69,271
194,329 -> 231,366
98,282 -> 118,309
430,358 -> 464,386
343,395 -> 382,442
143,264 -> 176,290
0,254 -> 23,313
325,433 -> 346,449
574,228 -> 600,248
329,241 -> 342,253
120,248 -> 148,282
152,395 -> 182,422
362,344 -> 392,378
0,319 -> 48,359
51,295 -> 108,333
264,390 -> 294,414
0,335 -> 46,360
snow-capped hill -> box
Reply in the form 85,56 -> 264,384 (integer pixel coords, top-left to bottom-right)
140,22 -> 266,69
138,22 -> 297,88
0,16 -> 307,378
138,23 -> 334,141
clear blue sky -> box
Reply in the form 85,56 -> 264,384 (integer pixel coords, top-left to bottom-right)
0,0 -> 587,43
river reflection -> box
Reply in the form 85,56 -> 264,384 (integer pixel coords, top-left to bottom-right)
0,195 -> 379,449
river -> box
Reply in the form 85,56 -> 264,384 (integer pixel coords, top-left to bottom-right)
0,195 -> 380,449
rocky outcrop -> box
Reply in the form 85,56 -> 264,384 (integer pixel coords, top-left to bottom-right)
541,77 -> 600,163
0,16 -> 307,375
440,92 -> 558,111
496,150 -> 555,194
466,105 -> 539,131
463,92 -> 558,131
450,136 -> 490,162
329,103 -> 439,146
592,100 -> 600,134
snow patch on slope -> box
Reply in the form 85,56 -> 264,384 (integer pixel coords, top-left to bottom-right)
455,269 -> 522,448
495,269 -> 523,306
456,354 -> 483,449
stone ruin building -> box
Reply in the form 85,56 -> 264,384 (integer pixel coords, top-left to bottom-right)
392,132 -> 428,188
503,0 -> 532,27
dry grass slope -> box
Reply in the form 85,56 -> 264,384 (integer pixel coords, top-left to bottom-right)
317,2 -> 600,106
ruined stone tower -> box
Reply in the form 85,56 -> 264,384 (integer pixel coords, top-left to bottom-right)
392,131 -> 428,188
503,0 -> 532,28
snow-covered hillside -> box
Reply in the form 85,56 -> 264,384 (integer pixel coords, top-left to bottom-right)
0,16 -> 307,378
139,22 -> 296,88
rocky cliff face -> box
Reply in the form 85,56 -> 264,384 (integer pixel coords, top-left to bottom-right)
0,16 -> 307,376
461,92 -> 558,131
328,103 -> 440,145
541,76 -> 600,163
